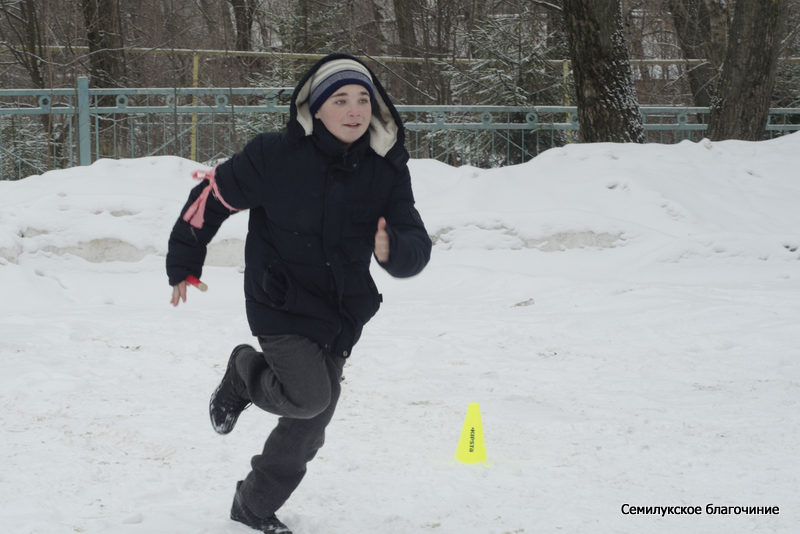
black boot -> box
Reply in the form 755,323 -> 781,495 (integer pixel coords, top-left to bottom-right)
209,344 -> 253,434
231,481 -> 292,533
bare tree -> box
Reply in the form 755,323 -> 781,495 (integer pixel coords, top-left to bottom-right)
389,0 -> 423,101
563,0 -> 645,143
228,0 -> 256,51
393,0 -> 419,56
359,0 -> 388,54
707,0 -> 788,140
773,0 -> 800,108
81,0 -> 126,87
667,0 -> 728,107
0,0 -> 46,87
417,0 -> 460,103
81,0 -> 128,157
0,0 -> 73,172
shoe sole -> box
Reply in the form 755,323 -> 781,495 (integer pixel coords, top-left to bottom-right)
209,344 -> 254,434
231,482 -> 293,533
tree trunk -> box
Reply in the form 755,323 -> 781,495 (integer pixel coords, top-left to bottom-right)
393,0 -> 419,57
293,0 -> 312,52
392,0 -> 422,102
363,0 -> 387,55
82,0 -> 127,158
563,0 -> 645,143
82,0 -> 126,88
668,0 -> 728,107
707,0 -> 787,141
228,0 -> 255,51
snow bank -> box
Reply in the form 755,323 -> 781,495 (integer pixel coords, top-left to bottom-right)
1,133 -> 799,534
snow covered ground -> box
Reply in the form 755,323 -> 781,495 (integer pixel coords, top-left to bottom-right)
1,134 -> 799,534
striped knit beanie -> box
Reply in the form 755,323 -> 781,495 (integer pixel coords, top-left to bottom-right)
309,59 -> 375,116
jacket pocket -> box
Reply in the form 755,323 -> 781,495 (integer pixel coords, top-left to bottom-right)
342,272 -> 382,326
260,262 -> 295,310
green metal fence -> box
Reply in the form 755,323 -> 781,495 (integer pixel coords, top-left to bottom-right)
1,76 -> 799,180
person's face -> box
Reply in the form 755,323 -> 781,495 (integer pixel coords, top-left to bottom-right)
314,84 -> 372,146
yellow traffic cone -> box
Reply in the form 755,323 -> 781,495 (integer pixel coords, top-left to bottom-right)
455,402 -> 488,464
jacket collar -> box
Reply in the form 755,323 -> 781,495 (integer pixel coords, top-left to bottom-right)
311,119 -> 370,169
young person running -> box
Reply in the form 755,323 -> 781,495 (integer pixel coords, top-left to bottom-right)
166,53 -> 431,533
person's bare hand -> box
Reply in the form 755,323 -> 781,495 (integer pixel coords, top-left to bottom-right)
170,281 -> 187,307
374,217 -> 390,263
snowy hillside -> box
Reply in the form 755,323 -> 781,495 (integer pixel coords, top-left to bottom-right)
1,134 -> 799,533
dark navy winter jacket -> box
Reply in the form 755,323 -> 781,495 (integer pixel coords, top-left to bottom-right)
167,54 -> 432,357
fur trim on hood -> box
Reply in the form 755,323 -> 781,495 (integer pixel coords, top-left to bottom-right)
288,53 -> 406,162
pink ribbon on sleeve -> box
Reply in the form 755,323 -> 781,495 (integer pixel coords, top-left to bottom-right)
182,166 -> 239,229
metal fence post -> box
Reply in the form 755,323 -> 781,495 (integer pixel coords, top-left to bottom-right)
77,76 -> 91,166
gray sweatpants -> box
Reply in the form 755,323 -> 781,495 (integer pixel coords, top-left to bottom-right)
233,334 -> 346,517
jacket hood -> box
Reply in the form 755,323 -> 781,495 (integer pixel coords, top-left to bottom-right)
288,53 -> 406,163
